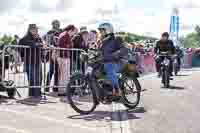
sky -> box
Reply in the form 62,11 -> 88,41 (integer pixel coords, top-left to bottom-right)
0,0 -> 200,38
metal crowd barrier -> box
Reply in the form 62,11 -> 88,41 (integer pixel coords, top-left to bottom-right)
1,45 -> 86,93
142,53 -> 156,74
133,51 -> 156,74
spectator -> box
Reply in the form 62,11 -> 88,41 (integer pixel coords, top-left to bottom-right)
11,35 -> 19,45
134,43 -> 145,73
71,26 -> 89,73
10,35 -> 21,73
79,26 -> 89,51
18,24 -> 45,98
88,30 -> 98,49
175,46 -> 184,69
57,24 -> 78,95
44,20 -> 62,46
44,20 -> 62,93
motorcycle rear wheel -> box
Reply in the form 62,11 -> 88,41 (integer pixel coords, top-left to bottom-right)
121,77 -> 141,109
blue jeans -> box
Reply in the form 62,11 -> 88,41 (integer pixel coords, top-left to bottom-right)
104,63 -> 122,90
26,64 -> 42,97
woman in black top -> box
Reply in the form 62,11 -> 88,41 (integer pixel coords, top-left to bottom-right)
19,24 -> 45,98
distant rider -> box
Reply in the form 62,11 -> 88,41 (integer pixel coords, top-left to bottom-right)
154,32 -> 176,77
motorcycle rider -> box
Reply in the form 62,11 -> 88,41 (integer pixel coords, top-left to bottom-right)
98,22 -> 128,96
154,32 -> 176,77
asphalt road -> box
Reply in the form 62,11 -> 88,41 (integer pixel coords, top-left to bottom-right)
0,68 -> 200,133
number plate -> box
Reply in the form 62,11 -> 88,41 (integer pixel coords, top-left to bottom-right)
163,59 -> 170,65
86,66 -> 93,74
174,59 -> 177,64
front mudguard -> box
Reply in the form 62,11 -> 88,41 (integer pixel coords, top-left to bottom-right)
122,70 -> 140,78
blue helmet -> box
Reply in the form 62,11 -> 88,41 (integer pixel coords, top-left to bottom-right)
98,22 -> 114,35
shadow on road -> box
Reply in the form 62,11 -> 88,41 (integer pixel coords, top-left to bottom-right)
170,86 -> 185,90
0,95 -> 17,105
175,74 -> 190,77
162,86 -> 185,90
0,95 -> 9,104
16,97 -> 57,106
68,107 -> 146,122
141,89 -> 148,92
68,111 -> 113,121
128,107 -> 147,113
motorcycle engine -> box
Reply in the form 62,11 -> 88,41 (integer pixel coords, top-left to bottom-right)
98,79 -> 113,92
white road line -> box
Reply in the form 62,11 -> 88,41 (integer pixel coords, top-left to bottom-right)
118,104 -> 132,133
0,108 -> 96,132
110,103 -> 122,133
0,125 -> 31,133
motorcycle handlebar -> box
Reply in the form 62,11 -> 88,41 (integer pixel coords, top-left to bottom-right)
156,54 -> 177,57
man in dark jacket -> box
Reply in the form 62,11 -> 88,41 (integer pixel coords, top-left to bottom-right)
154,32 -> 176,77
98,23 -> 128,96
175,46 -> 184,70
18,24 -> 44,98
44,20 -> 62,92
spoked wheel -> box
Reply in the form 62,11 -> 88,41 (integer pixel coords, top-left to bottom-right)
121,77 -> 141,109
67,73 -> 97,115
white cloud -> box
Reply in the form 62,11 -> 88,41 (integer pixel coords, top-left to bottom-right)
29,0 -> 74,12
0,0 -> 199,38
119,8 -> 172,37
0,0 -> 24,13
166,0 -> 200,9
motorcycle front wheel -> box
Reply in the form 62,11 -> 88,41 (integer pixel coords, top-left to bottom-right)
173,63 -> 179,76
162,69 -> 170,88
67,73 -> 98,115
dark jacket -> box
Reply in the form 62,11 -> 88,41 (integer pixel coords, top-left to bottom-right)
72,33 -> 88,61
100,34 -> 128,62
57,31 -> 72,58
18,33 -> 43,65
72,33 -> 88,51
154,40 -> 175,55
43,29 -> 62,61
44,29 -> 62,46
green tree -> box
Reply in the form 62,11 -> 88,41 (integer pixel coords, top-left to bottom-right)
0,34 -> 13,45
181,33 -> 200,48
179,25 -> 200,48
116,32 -> 157,43
124,34 -> 134,43
195,25 -> 200,36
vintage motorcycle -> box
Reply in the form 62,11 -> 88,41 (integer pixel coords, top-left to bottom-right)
66,49 -> 141,114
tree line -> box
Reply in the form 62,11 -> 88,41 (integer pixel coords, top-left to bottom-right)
5,30 -> 199,48
0,34 -> 14,45
180,26 -> 200,48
